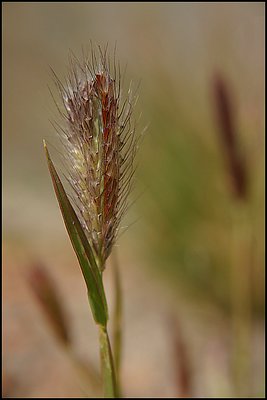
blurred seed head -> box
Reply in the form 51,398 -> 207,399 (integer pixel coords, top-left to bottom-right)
168,315 -> 192,398
50,45 -> 139,269
28,263 -> 70,346
213,74 -> 248,200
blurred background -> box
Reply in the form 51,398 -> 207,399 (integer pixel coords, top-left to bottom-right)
3,2 -> 265,398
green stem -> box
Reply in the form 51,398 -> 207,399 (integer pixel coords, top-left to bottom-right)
112,250 -> 122,394
98,325 -> 117,398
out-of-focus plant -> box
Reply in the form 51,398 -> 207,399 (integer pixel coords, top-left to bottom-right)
168,315 -> 192,398
137,62 -> 263,396
140,65 -> 263,314
213,73 -> 252,396
28,262 -> 71,347
213,74 -> 247,200
44,45 -> 140,398
27,262 -> 101,396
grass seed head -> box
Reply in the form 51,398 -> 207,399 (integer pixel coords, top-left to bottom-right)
51,46 -> 139,270
28,263 -> 70,346
213,74 -> 247,200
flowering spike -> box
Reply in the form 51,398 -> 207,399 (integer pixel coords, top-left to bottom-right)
50,46 -> 138,270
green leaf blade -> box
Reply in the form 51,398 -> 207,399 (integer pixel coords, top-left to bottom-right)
43,140 -> 108,327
